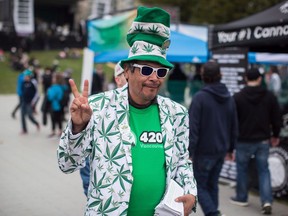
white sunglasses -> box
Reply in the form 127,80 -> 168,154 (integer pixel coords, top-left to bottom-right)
133,64 -> 169,78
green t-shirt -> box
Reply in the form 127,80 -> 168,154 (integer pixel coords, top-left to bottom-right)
127,104 -> 166,216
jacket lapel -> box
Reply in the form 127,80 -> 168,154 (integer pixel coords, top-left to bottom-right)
158,97 -> 174,180
116,86 -> 135,174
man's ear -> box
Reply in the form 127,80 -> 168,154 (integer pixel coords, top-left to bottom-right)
123,63 -> 130,80
124,69 -> 129,80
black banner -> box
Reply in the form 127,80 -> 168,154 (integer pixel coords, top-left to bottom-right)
208,1 -> 288,53
211,48 -> 248,95
211,24 -> 288,49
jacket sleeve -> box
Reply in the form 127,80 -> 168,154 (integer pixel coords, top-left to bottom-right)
57,117 -> 93,173
174,106 -> 197,193
229,99 -> 238,153
31,79 -> 39,106
173,107 -> 197,211
188,96 -> 201,158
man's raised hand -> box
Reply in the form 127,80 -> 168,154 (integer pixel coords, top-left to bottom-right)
69,79 -> 92,133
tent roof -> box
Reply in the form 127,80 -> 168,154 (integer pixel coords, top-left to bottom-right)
215,1 -> 288,30
94,30 -> 208,63
210,1 -> 288,53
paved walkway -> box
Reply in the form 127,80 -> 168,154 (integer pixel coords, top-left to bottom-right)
0,94 -> 287,216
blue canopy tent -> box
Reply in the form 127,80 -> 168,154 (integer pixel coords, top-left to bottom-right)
87,13 -> 287,65
93,30 -> 208,63
91,30 -> 288,65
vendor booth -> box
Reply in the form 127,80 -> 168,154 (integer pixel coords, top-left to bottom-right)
209,1 -> 288,53
87,9 -> 287,65
209,1 -> 288,199
92,30 -> 208,63
87,13 -> 209,64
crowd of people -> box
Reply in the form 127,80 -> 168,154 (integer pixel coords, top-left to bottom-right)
9,47 -> 128,139
55,5 -> 286,216
8,5 -> 286,216
10,48 -> 72,138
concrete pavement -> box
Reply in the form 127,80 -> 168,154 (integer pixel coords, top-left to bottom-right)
0,94 -> 287,216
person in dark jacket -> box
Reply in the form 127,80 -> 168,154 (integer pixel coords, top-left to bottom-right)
20,69 -> 40,134
230,68 -> 281,215
41,67 -> 53,125
188,60 -> 238,216
91,65 -> 106,94
46,73 -> 65,137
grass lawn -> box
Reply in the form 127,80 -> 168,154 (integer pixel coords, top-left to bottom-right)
0,50 -> 113,94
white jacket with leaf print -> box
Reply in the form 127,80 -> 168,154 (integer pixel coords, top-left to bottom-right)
57,84 -> 197,216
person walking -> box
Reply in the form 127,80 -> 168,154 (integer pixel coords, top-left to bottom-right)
42,67 -> 53,94
11,69 -> 25,119
57,6 -> 197,216
188,60 -> 238,216
41,67 -> 53,125
230,68 -> 282,215
46,73 -> 65,137
20,69 -> 40,134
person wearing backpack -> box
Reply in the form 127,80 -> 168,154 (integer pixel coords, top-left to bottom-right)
47,73 -> 64,137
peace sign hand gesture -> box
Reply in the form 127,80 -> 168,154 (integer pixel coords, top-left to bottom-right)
69,79 -> 93,134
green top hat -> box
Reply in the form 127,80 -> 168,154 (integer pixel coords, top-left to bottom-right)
121,6 -> 174,69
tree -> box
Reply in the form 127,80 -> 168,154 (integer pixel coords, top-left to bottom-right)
139,0 -> 284,24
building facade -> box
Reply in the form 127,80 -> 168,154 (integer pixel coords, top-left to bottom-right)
0,0 -> 136,50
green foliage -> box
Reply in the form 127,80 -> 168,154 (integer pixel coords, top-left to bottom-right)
0,58 -> 19,94
189,0 -> 285,24
140,0 -> 284,24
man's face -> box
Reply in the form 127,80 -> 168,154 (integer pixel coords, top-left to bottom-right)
125,61 -> 168,105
